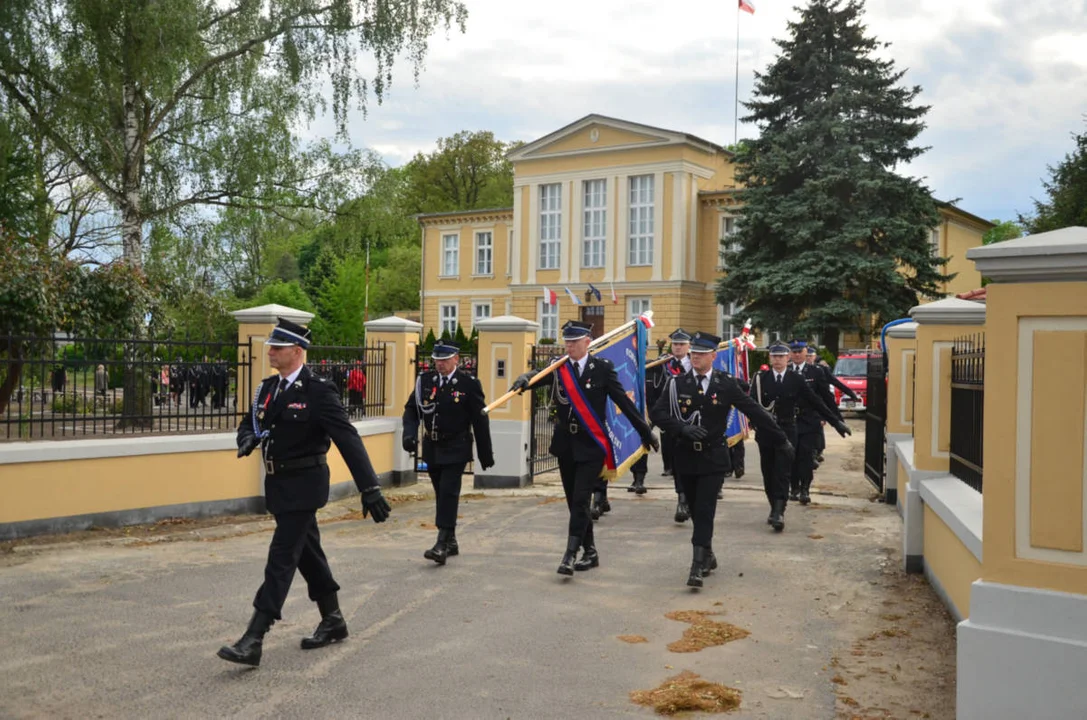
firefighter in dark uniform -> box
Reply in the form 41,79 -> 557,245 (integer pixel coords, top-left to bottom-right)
750,343 -> 841,530
402,340 -> 494,565
658,329 -> 693,522
219,318 -> 392,668
511,320 -> 658,576
788,340 -> 852,503
807,345 -> 858,465
651,332 -> 792,587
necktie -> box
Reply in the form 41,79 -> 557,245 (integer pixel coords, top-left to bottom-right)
775,373 -> 782,385
696,374 -> 706,394
274,377 -> 289,401
439,376 -> 446,388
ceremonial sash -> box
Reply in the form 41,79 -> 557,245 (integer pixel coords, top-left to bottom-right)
557,362 -> 616,470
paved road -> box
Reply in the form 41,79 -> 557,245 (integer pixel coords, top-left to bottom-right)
0,431 -> 936,719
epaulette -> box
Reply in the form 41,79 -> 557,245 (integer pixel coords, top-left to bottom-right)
314,376 -> 328,383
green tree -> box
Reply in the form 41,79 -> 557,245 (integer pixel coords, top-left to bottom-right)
369,243 -> 420,317
0,0 -> 468,271
715,0 -> 948,356
251,280 -> 316,315
983,219 -> 1023,245
1019,123 -> 1087,234
312,257 -> 367,346
405,130 -> 516,212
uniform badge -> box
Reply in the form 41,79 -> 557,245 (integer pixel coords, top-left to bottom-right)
287,402 -> 306,410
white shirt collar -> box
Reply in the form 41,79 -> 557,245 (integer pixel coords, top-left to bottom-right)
278,365 -> 303,387
442,369 -> 456,383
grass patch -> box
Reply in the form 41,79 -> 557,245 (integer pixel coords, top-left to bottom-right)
630,670 -> 741,715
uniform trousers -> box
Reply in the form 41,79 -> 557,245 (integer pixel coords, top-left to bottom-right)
428,462 -> 466,529
679,473 -> 726,547
253,509 -> 340,620
757,424 -> 796,503
558,456 -> 604,548
661,432 -> 683,492
730,440 -> 746,474
814,425 -> 826,453
791,430 -> 820,494
631,453 -> 648,475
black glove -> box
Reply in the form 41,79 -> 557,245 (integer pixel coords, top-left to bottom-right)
780,440 -> 796,463
402,436 -> 417,454
361,486 -> 391,523
479,454 -> 495,471
680,424 -> 708,441
510,372 -> 533,392
237,435 -> 259,458
834,421 -> 852,438
642,434 -> 660,453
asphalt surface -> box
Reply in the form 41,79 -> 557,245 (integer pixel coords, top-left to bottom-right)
0,432 -> 907,719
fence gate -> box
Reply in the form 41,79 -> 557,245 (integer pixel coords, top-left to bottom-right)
864,351 -> 888,494
528,344 -> 563,477
411,346 -> 477,476
949,334 -> 985,492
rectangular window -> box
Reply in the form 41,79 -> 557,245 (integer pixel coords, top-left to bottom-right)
582,179 -> 606,268
930,228 -> 941,255
719,215 -> 741,269
628,296 -> 651,320
474,231 -> 493,275
472,301 -> 491,328
721,302 -> 741,340
439,303 -> 458,337
539,301 -> 558,341
538,183 -> 561,270
628,175 -> 654,266
441,234 -> 459,277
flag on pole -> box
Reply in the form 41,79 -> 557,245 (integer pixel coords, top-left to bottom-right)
563,287 -> 582,306
638,313 -> 655,329
609,281 -> 618,304
592,319 -> 650,481
542,287 -> 557,306
739,0 -> 755,14
587,283 -> 602,302
713,344 -> 750,446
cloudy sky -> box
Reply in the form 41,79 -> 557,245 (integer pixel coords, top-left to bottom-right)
327,0 -> 1087,223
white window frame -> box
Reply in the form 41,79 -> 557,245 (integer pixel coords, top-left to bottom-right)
538,183 -> 561,270
721,302 -> 741,340
582,179 -> 606,268
474,230 -> 493,276
719,215 -> 740,270
628,175 -> 654,266
930,227 -> 941,256
539,301 -> 559,341
441,233 -> 459,277
628,296 -> 652,320
471,301 -> 492,329
439,303 -> 458,337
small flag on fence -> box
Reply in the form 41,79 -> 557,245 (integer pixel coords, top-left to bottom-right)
587,283 -> 602,302
542,287 -> 557,306
564,287 -> 582,306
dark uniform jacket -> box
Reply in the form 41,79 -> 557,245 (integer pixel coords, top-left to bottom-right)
533,353 -> 653,464
402,368 -> 493,467
750,367 -> 839,435
237,365 -> 380,515
651,369 -> 786,475
792,363 -> 843,432
817,363 -> 859,404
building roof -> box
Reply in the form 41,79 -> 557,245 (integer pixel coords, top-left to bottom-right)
934,201 -> 996,229
956,288 -> 987,301
415,207 -> 513,224
507,114 -> 733,162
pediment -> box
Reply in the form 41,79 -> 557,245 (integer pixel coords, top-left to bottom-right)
508,114 -> 722,161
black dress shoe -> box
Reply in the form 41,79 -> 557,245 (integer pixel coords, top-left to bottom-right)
702,547 -> 718,575
301,609 -> 348,649
633,472 -> 647,495
674,494 -> 690,523
446,531 -> 459,557
573,547 -> 599,571
217,610 -> 275,667
557,536 -> 580,576
662,468 -> 673,477
789,490 -> 800,502
687,547 -> 705,588
733,466 -> 745,479
799,491 -> 811,505
590,495 -> 602,521
424,528 -> 452,565
769,499 -> 785,532
600,496 -> 611,514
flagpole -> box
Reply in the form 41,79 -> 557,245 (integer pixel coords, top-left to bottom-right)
734,1 -> 740,146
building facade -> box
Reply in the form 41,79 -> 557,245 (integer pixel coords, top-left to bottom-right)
417,114 -> 992,347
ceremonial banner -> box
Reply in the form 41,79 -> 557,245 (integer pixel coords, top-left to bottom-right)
713,344 -> 750,447
591,318 -> 649,481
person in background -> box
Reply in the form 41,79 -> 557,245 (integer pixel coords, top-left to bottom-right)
94,364 -> 108,398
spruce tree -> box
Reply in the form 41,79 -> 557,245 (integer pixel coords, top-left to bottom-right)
716,0 -> 948,355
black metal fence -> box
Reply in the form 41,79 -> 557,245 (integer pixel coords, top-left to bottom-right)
0,332 -> 254,441
949,333 -> 985,492
307,343 -> 388,419
529,344 -> 565,477
864,351 -> 887,493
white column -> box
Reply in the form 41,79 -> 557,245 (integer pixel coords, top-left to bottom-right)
670,172 -> 685,281
511,188 -> 522,285
569,179 -> 581,284
604,176 -> 616,283
559,180 -> 571,284
688,175 -> 699,279
527,183 -> 537,286
615,174 -> 627,282
652,170 -> 664,282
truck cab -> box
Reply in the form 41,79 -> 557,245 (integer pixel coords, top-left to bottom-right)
831,349 -> 875,412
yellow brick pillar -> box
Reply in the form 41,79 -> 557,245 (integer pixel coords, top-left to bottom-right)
956,227 -> 1087,718
363,315 -> 422,485
230,303 -> 316,504
909,298 -> 986,473
473,315 -> 539,488
884,320 -> 917,508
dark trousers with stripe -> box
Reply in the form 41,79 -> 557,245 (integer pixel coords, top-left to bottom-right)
428,462 -> 466,529
679,473 -> 726,547
559,455 -> 603,548
253,510 -> 340,620
757,425 -> 796,504
791,430 -> 820,494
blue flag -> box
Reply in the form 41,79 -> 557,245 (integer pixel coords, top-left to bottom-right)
714,344 -> 750,447
592,319 -> 649,480
587,283 -> 602,302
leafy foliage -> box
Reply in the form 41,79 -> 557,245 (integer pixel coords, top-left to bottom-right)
1019,123 -> 1087,234
716,0 -> 948,354
405,131 -> 517,212
982,219 -> 1023,245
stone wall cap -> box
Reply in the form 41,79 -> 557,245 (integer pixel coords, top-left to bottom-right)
231,303 -> 315,324
474,315 -> 540,333
909,297 -> 986,325
886,321 -> 919,339
967,226 -> 1087,283
364,315 -> 423,332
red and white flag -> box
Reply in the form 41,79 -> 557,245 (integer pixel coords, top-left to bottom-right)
638,314 -> 655,329
609,281 -> 618,305
739,0 -> 755,14
542,287 -> 557,306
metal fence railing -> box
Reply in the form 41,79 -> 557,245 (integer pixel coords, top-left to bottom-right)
306,344 -> 388,419
949,333 -> 985,492
0,332 -> 254,441
529,344 -> 565,477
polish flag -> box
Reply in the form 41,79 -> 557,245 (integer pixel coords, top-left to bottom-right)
610,282 -> 618,304
739,0 -> 755,14
638,314 -> 655,329
542,287 -> 557,306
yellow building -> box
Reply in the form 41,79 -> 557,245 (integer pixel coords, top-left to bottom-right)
417,114 -> 992,345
